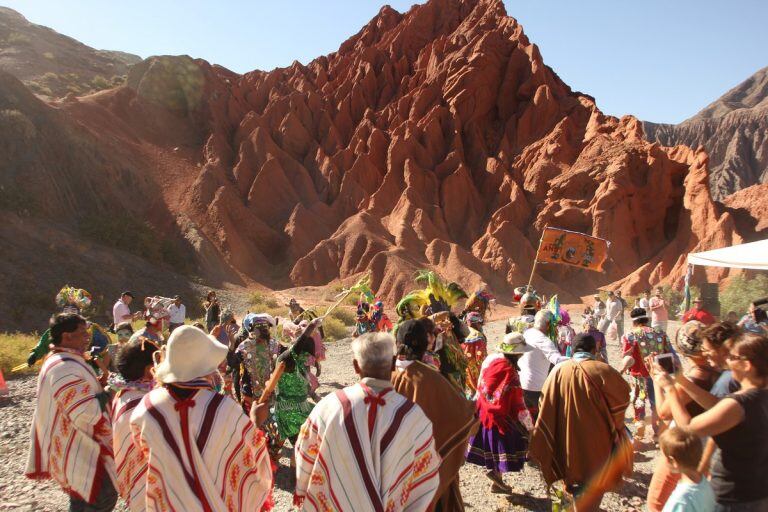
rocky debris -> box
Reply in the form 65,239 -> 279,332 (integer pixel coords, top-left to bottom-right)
644,67 -> 768,199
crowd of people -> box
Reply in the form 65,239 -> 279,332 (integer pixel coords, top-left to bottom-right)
19,279 -> 768,511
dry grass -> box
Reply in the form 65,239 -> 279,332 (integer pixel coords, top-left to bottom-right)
0,332 -> 40,378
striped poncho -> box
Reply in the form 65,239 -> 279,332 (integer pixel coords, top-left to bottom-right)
129,386 -> 273,512
112,382 -> 153,511
26,350 -> 116,503
294,378 -> 440,511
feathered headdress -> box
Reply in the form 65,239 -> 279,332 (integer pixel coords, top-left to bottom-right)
547,295 -> 562,341
395,270 -> 467,321
55,285 -> 92,312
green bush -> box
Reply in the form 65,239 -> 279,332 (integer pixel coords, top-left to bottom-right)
329,307 -> 356,326
322,316 -> 350,342
659,284 -> 699,318
249,293 -> 280,310
111,75 -> 127,87
27,82 -> 53,96
91,75 -> 110,90
0,332 -> 39,377
720,274 -> 768,317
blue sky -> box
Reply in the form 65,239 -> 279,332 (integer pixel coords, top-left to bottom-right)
3,0 -> 766,123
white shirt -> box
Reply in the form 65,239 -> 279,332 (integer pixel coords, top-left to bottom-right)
639,297 -> 650,310
167,303 -> 186,324
113,299 -> 131,326
605,298 -> 622,321
593,301 -> 606,319
520,328 -> 569,392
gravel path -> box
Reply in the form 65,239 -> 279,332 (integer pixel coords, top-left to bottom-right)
0,315 -> 660,511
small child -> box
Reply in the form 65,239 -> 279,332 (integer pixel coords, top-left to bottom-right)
659,427 -> 715,512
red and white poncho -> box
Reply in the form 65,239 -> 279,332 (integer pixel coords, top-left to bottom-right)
130,386 -> 273,512
112,383 -> 152,511
26,350 -> 116,503
294,378 -> 440,511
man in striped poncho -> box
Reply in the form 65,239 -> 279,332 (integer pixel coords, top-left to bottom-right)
129,325 -> 273,511
26,313 -> 118,511
294,332 -> 441,511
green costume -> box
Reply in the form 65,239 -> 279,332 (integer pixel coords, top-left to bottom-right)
274,352 -> 314,440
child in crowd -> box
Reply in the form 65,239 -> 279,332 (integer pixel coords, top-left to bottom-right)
659,426 -> 715,512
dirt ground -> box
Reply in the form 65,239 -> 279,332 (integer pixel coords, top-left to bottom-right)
0,311 -> 665,511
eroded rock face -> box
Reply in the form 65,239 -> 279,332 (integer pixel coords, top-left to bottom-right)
644,67 -> 768,200
5,0 -> 754,302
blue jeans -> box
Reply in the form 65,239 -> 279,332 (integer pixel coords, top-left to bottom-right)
69,477 -> 117,512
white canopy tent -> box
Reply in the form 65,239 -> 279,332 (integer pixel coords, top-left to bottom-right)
687,239 -> 768,270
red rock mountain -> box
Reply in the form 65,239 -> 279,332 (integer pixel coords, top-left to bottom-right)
644,67 -> 768,200
0,0 -> 753,309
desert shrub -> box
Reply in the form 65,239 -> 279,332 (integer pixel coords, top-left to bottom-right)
42,51 -> 55,60
249,293 -> 280,310
78,214 -> 193,271
0,109 -> 36,141
657,284 -> 700,319
66,83 -> 83,94
41,71 -> 59,82
111,75 -> 127,86
5,32 -> 31,45
329,307 -> 356,326
322,316 -> 349,342
0,332 -> 39,377
27,81 -> 53,96
720,274 -> 768,318
91,75 -> 109,89
249,292 -> 265,307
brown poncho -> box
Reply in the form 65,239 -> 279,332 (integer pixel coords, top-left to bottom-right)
392,361 -> 479,512
529,358 -> 631,490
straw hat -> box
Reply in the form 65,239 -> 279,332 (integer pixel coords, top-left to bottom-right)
498,332 -> 533,355
154,325 -> 228,384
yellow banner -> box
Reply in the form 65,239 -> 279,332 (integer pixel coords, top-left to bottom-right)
537,227 -> 609,272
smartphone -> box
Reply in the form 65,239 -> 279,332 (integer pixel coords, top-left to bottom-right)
655,353 -> 676,374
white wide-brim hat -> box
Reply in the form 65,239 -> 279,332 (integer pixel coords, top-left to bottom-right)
498,332 -> 534,355
154,325 -> 228,384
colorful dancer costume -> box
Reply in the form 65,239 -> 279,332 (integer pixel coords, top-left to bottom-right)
621,324 -> 672,435
394,270 -> 470,394
462,311 -> 488,396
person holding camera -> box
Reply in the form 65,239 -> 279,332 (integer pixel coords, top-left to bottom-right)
647,322 -> 721,511
652,333 -> 768,511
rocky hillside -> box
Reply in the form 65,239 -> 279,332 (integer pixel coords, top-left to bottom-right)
644,67 -> 768,199
0,0 -> 754,313
0,6 -> 140,98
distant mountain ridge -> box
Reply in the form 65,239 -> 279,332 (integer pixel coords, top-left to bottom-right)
644,67 -> 768,199
0,6 -> 141,97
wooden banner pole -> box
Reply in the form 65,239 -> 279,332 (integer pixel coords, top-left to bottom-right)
526,226 -> 547,291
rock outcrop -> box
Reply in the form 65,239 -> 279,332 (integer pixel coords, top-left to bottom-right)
1,0 -> 756,305
644,67 -> 768,199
